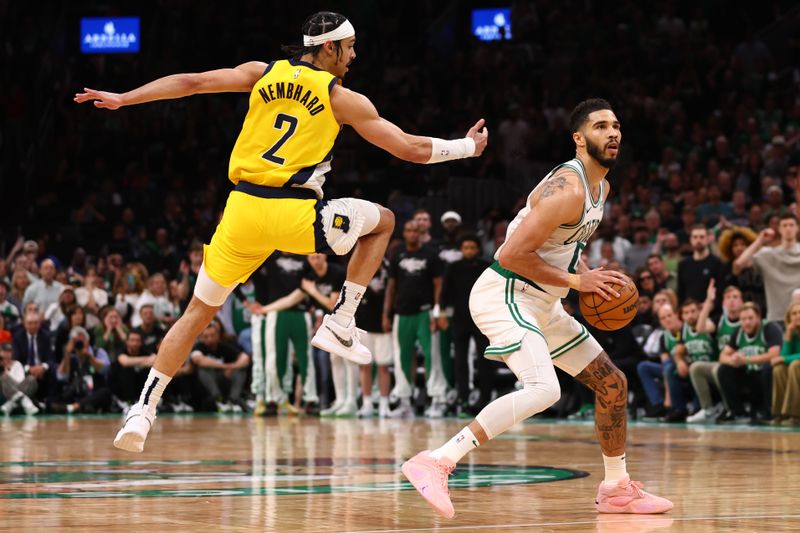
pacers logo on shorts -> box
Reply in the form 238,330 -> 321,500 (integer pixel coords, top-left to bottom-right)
333,214 -> 350,233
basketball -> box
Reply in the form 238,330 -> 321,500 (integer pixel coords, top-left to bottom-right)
579,276 -> 639,331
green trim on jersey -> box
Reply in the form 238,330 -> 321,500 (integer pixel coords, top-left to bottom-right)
663,328 -> 683,359
736,320 -> 769,371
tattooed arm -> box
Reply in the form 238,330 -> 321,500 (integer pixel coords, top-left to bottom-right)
497,170 -> 626,298
575,352 -> 628,456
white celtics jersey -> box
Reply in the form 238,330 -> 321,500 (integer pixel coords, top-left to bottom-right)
495,158 -> 605,298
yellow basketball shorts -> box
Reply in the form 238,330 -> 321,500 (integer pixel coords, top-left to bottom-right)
203,182 -> 378,287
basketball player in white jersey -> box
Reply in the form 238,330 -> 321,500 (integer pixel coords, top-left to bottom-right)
401,99 -> 673,517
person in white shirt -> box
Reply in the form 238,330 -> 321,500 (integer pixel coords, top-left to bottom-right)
0,342 -> 39,415
22,259 -> 63,313
132,273 -> 178,328
74,268 -> 109,317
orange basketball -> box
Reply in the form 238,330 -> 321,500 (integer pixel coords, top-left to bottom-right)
578,276 -> 639,331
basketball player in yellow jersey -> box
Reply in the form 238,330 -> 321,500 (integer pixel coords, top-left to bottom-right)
75,11 -> 488,453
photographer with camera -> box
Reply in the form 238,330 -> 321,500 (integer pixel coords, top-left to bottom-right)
54,327 -> 111,413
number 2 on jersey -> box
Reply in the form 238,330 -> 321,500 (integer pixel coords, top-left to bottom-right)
262,113 -> 298,165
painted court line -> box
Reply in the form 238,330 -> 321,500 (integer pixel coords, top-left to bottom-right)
345,513 -> 800,533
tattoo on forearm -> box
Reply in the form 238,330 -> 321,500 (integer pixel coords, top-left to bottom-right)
540,176 -> 568,198
576,352 -> 627,456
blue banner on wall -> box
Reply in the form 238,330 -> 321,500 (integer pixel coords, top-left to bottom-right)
472,8 -> 512,41
81,17 -> 140,54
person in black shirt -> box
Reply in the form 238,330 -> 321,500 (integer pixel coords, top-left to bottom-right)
303,254 -> 350,416
133,304 -> 166,355
439,235 -> 492,413
355,257 -> 393,417
383,220 -> 444,417
434,211 -> 465,407
715,302 -> 782,423
190,322 -> 250,412
677,225 -> 723,306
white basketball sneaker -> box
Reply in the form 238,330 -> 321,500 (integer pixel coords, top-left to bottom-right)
113,404 -> 156,453
311,315 -> 372,364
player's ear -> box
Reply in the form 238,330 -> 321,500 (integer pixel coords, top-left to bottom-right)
572,131 -> 584,148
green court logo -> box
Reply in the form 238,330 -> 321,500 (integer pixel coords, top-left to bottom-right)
0,459 -> 587,499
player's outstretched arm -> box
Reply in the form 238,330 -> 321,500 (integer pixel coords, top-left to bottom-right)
497,170 -> 627,300
330,86 -> 487,164
74,61 -> 268,110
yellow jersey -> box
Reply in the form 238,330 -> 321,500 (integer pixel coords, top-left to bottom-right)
228,59 -> 341,198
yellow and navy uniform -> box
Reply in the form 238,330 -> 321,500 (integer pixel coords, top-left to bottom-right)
205,59 -> 342,287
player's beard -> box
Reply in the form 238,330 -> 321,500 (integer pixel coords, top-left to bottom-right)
586,137 -> 618,168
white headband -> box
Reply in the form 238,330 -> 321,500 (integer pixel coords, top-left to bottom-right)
303,19 -> 355,46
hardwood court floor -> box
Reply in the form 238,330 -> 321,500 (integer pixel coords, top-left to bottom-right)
0,414 -> 799,532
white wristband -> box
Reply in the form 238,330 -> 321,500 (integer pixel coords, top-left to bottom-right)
426,137 -> 476,164
433,304 -> 441,318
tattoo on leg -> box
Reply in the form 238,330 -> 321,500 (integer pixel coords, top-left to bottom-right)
576,352 -> 627,456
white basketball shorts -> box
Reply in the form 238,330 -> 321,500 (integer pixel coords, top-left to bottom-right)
469,263 -> 603,376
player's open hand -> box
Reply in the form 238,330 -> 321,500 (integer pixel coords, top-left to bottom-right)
74,88 -> 124,110
466,118 -> 488,157
579,267 -> 628,301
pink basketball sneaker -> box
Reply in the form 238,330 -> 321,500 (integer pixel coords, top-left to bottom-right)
596,476 -> 673,514
401,450 -> 456,519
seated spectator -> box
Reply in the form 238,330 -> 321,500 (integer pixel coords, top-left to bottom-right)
8,268 -> 31,315
718,226 -> 766,312
93,306 -> 128,364
74,267 -> 109,318
133,304 -> 166,355
688,282 -> 743,423
53,326 -> 111,413
0,342 -> 39,415
637,303 -> 682,418
588,222 -> 631,268
54,305 -> 95,361
112,264 -> 145,324
190,323 -> 250,413
44,287 -> 77,334
663,298 -> 717,422
716,302 -> 782,423
635,268 -> 657,298
11,311 -> 55,403
626,227 -> 653,272
0,280 -> 21,330
771,302 -> 800,425
133,273 -> 178,328
22,259 -> 63,312
111,330 -> 155,407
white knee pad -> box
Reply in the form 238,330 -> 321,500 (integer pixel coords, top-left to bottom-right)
194,264 -> 237,307
475,333 -> 561,439
319,198 -> 381,255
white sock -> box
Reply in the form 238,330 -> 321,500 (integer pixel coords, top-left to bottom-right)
138,369 -> 172,415
430,426 -> 479,464
362,393 -> 373,406
379,396 -> 389,409
602,453 -> 628,485
330,281 -> 366,327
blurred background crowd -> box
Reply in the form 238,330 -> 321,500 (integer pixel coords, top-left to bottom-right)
1,1 -> 799,424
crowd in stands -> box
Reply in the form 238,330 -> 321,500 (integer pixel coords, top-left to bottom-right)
2,2 -> 800,424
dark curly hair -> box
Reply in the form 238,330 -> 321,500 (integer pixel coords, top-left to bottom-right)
281,12 -> 348,62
